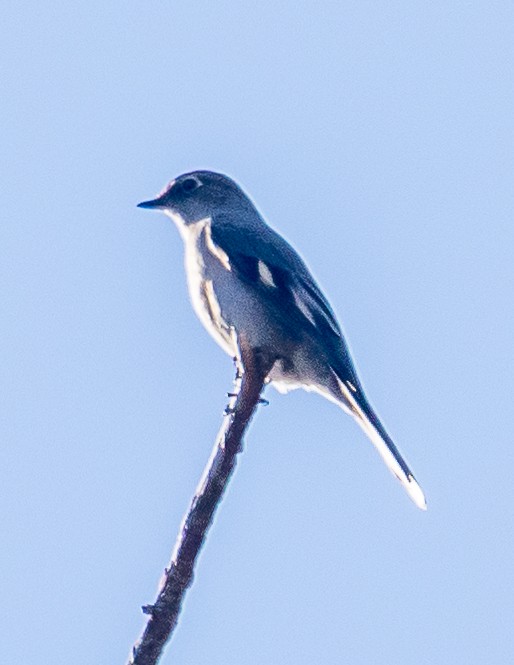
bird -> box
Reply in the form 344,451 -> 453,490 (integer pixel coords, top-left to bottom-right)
138,170 -> 426,510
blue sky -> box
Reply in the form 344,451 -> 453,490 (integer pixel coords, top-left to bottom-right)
2,2 -> 514,664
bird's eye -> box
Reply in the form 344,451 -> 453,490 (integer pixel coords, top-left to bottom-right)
180,178 -> 199,193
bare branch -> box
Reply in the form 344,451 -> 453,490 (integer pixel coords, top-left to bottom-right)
128,338 -> 274,665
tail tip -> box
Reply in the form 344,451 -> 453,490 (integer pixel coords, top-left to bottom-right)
407,474 -> 427,511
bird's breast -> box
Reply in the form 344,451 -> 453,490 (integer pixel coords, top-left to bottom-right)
181,219 -> 235,356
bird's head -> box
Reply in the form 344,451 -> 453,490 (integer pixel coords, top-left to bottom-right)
138,170 -> 252,225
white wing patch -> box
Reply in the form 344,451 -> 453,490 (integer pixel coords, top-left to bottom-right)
292,288 -> 316,326
258,260 -> 277,288
292,284 -> 341,336
203,279 -> 224,328
204,222 -> 231,271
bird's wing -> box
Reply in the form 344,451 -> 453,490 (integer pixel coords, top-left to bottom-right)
210,214 -> 360,380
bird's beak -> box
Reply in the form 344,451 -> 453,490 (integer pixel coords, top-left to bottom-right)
137,195 -> 167,210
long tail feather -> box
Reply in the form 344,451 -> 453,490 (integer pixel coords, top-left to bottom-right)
336,377 -> 427,510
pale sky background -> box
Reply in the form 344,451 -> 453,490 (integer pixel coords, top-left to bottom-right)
2,2 -> 514,664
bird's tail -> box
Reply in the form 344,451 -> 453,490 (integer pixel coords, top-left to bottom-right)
335,376 -> 427,510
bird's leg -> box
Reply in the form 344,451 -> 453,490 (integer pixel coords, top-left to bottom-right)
232,355 -> 244,380
226,344 -> 274,415
225,355 -> 244,415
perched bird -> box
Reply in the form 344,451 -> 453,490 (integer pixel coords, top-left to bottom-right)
138,170 -> 426,510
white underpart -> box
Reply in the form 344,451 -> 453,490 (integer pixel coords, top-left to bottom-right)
258,260 -> 276,287
179,218 -> 212,333
169,215 -> 236,357
336,377 -> 427,510
270,376 -> 354,420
